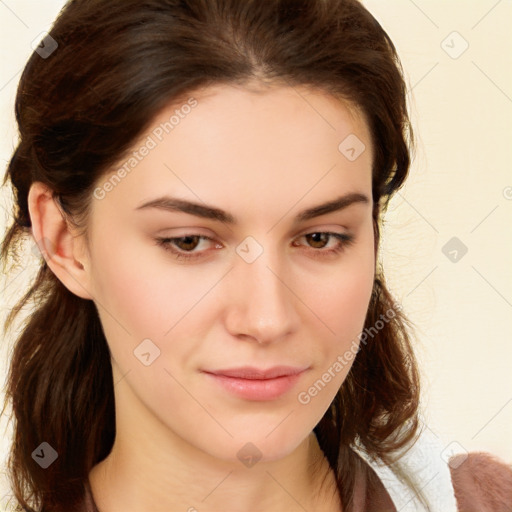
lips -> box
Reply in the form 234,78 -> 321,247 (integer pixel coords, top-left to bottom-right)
204,365 -> 308,379
202,365 -> 310,401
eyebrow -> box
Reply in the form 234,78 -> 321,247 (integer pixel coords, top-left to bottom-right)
135,192 -> 369,224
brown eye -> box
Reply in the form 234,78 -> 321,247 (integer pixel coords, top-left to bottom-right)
172,235 -> 202,251
154,234 -> 217,261
292,231 -> 355,259
304,232 -> 330,249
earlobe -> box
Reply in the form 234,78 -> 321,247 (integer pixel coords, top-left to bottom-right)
27,181 -> 93,300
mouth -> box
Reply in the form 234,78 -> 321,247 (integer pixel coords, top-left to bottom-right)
202,365 -> 310,401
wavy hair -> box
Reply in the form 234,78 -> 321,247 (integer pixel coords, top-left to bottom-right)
1,0 -> 421,510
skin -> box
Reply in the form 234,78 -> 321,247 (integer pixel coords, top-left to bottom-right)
28,83 -> 375,512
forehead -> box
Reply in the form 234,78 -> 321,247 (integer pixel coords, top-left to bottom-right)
171,82 -> 371,159
92,83 -> 373,223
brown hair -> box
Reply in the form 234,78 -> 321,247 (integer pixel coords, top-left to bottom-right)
1,0 -> 421,510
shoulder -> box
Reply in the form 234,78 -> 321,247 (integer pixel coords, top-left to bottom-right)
359,442 -> 512,512
449,451 -> 512,512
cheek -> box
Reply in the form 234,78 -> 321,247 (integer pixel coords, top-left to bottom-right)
89,229 -> 205,328
306,236 -> 375,346
293,246 -> 374,415
87,229 -> 232,388
309,274 -> 373,366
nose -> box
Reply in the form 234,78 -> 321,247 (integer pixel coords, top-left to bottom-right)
224,245 -> 300,345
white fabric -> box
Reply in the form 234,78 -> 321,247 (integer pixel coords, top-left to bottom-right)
354,428 -> 460,511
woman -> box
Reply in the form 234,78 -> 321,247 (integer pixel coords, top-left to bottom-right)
1,0 -> 511,511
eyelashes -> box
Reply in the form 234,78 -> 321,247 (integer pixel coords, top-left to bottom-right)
154,231 -> 355,262
155,235 -> 216,261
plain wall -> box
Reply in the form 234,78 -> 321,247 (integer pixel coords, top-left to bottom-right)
1,0 -> 511,503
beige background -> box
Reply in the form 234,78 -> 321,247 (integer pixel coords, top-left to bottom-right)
1,0 -> 511,503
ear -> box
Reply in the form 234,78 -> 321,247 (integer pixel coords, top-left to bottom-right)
28,181 -> 94,300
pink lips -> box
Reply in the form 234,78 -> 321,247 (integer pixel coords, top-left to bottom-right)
202,365 -> 309,401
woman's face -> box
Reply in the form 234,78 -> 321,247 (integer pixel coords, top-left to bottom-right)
79,83 -> 375,463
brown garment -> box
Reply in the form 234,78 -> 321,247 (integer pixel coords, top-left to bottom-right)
448,452 -> 512,512
81,451 -> 512,511
357,452 -> 512,512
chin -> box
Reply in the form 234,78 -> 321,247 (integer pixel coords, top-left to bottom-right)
206,428 -> 311,466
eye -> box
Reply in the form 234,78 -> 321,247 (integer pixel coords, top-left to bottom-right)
154,231 -> 354,262
293,232 -> 355,258
154,235 -> 218,261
